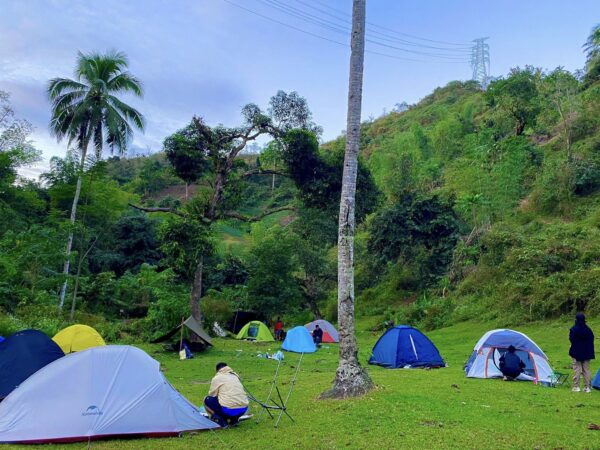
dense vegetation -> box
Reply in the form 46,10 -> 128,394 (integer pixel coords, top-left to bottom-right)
2,26 -> 600,340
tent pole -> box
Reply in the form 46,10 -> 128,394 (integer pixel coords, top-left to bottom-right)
179,317 -> 185,353
275,352 -> 303,427
256,357 -> 283,423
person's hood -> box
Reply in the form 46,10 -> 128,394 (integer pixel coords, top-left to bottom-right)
218,366 -> 234,375
575,313 -> 586,326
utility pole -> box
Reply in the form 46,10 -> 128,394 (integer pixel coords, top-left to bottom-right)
471,37 -> 490,89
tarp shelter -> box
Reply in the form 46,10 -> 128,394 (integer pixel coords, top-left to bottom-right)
593,368 -> 600,390
368,325 -> 445,369
0,330 -> 64,399
464,329 -> 554,383
151,316 -> 212,352
0,345 -> 218,443
52,324 -> 106,354
281,326 -> 317,353
305,319 -> 339,343
236,321 -> 274,342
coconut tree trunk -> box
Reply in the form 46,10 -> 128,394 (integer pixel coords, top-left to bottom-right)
58,168 -> 84,310
322,0 -> 373,399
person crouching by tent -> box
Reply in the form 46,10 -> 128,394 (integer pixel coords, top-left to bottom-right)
312,324 -> 323,346
274,317 -> 284,341
499,346 -> 525,381
569,313 -> 595,393
204,362 -> 249,427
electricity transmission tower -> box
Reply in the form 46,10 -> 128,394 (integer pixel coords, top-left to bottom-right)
471,37 -> 490,88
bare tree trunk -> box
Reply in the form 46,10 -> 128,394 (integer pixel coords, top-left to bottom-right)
58,172 -> 83,310
190,255 -> 204,325
322,0 -> 373,399
70,236 -> 97,319
185,182 -> 189,201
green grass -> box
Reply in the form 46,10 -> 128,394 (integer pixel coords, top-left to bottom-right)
4,319 -> 600,449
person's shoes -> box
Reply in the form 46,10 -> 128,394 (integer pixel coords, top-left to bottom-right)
211,415 -> 228,428
584,387 -> 592,393
572,386 -> 581,392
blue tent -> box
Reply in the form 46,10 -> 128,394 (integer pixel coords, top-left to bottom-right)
0,329 -> 64,399
593,367 -> 600,390
0,337 -> 4,343
368,325 -> 445,368
281,326 -> 317,353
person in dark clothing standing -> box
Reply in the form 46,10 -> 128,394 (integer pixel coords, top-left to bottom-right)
569,313 -> 595,393
499,345 -> 526,381
312,324 -> 323,345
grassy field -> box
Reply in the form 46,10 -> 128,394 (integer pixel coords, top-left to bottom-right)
5,319 -> 600,450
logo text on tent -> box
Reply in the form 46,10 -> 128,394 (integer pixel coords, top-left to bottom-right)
82,405 -> 103,416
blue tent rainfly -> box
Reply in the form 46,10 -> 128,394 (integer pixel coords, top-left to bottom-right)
368,325 -> 445,369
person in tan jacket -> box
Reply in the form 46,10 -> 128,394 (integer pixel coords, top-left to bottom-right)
204,362 -> 249,427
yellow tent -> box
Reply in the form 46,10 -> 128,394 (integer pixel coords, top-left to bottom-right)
52,324 -> 106,354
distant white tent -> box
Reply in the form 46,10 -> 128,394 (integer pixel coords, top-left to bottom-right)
465,329 -> 554,384
0,345 -> 218,444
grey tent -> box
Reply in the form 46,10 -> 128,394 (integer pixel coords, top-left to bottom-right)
152,316 -> 212,352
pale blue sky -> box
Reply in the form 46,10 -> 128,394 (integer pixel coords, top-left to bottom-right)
1,0 -> 598,175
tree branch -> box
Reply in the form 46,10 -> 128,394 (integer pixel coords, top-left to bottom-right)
222,205 -> 296,222
241,169 -> 289,178
128,203 -> 188,218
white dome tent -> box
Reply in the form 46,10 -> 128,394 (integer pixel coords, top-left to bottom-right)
465,329 -> 554,384
0,346 -> 218,444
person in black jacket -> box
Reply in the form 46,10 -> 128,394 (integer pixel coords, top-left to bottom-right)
312,324 -> 323,346
569,313 -> 595,393
499,345 -> 526,380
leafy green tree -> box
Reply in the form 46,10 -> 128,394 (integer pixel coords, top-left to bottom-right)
368,192 -> 461,287
282,129 -> 379,221
583,24 -> 600,85
47,50 -> 145,309
134,91 -> 318,323
246,226 -> 302,317
485,67 -> 541,136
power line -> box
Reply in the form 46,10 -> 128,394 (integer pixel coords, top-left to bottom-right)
302,0 -> 472,48
223,0 -> 470,64
257,0 -> 471,59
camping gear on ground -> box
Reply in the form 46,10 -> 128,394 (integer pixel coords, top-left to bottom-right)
593,368 -> 600,390
304,319 -> 339,343
151,316 -> 213,352
247,353 -> 302,428
228,311 -> 266,334
281,326 -> 317,353
213,322 -> 227,337
0,329 -> 64,399
368,325 -> 445,369
52,324 -> 106,354
0,345 -> 218,443
236,321 -> 274,342
464,329 -> 554,383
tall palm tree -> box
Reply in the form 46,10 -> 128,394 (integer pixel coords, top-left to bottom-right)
322,0 -> 373,399
48,50 -> 145,309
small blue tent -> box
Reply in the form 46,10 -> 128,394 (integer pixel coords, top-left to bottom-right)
0,329 -> 64,399
593,368 -> 600,390
368,325 -> 445,368
0,337 -> 4,343
281,326 -> 317,353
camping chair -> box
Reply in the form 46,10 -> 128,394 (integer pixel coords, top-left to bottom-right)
547,371 -> 569,387
245,354 -> 303,428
